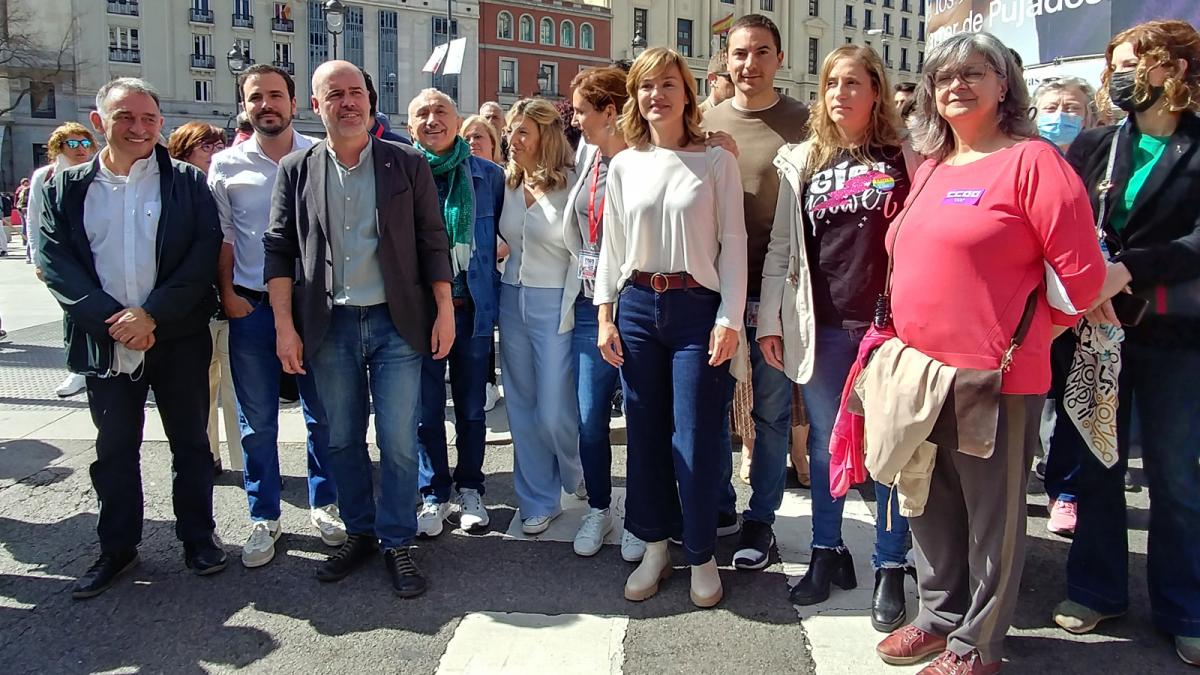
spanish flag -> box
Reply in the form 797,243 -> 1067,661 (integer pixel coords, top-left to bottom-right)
712,13 -> 734,34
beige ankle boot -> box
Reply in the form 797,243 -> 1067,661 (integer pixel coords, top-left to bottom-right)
624,540 -> 672,601
690,558 -> 723,608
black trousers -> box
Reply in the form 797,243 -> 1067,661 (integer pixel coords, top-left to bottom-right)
86,330 -> 216,555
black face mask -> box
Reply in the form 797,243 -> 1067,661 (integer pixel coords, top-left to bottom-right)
1109,69 -> 1164,113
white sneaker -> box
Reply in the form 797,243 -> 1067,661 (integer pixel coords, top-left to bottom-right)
573,480 -> 588,500
483,383 -> 501,412
310,504 -> 347,547
456,488 -> 490,532
521,511 -> 561,535
573,508 -> 613,557
241,520 -> 281,568
55,372 -> 86,397
417,501 -> 450,538
621,529 -> 646,562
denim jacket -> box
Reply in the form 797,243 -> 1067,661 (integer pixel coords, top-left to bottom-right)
462,155 -> 504,338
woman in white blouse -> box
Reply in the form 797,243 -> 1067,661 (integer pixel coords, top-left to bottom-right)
596,47 -> 748,608
497,98 -> 585,535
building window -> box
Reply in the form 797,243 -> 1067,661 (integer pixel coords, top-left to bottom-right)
29,82 -> 55,119
918,50 -> 924,70
808,38 -> 818,75
344,5 -> 364,67
497,11 -> 513,40
677,19 -> 693,57
194,79 -> 212,102
274,41 -> 292,64
378,9 -> 399,114
919,1 -> 925,15
634,8 -> 648,42
760,0 -> 775,10
902,17 -> 910,38
580,23 -> 594,50
519,14 -> 534,42
499,58 -> 516,94
883,0 -> 893,7
539,62 -> 558,96
901,47 -> 909,71
884,13 -> 892,34
432,16 -> 459,102
560,20 -> 574,48
845,36 -> 853,44
809,0 -> 818,17
844,5 -> 854,26
32,144 -> 49,169
540,17 -> 554,45
193,33 -> 212,57
109,25 -> 139,50
865,8 -> 874,29
903,0 -> 911,11
234,37 -> 253,63
884,43 -> 892,66
308,1 -> 328,96
919,20 -> 925,41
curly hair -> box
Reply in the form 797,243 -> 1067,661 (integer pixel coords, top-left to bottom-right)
1096,19 -> 1200,114
805,45 -> 903,176
619,47 -> 705,151
46,122 -> 95,162
503,98 -> 574,192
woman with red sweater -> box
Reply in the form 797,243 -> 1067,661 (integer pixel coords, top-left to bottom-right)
872,32 -> 1105,674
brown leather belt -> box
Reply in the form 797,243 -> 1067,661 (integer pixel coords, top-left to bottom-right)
630,271 -> 704,293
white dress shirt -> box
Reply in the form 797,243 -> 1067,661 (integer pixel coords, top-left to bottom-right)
497,180 -> 573,288
26,156 -> 71,260
83,150 -> 161,375
208,129 -> 316,291
594,146 -> 748,330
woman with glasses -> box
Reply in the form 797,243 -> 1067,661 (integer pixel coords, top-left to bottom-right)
1048,20 -> 1200,668
26,122 -> 98,397
167,121 -> 239,475
596,47 -> 746,608
869,32 -> 1105,673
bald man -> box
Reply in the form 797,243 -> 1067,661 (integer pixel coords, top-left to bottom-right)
262,61 -> 454,597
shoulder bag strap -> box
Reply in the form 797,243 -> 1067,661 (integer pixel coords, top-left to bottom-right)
1093,121 -> 1124,241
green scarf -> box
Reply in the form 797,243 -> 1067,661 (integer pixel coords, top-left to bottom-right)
418,136 -> 474,276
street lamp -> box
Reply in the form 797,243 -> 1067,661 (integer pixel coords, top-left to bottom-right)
324,0 -> 345,60
631,28 -> 647,59
227,44 -> 251,105
537,65 -> 553,96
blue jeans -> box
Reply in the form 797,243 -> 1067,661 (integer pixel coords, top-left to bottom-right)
802,325 -> 909,567
618,284 -> 734,566
573,295 -> 621,510
1045,333 -> 1081,502
416,303 -> 491,504
498,284 -> 582,519
309,304 -> 423,549
1066,339 -> 1200,637
227,298 -> 336,521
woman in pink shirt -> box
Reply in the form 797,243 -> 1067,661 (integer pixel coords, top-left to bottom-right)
872,32 -> 1105,674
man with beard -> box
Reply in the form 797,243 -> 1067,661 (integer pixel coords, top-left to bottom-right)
208,63 -> 345,569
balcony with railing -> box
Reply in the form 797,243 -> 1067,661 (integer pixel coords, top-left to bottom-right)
189,8 -> 214,24
107,1 -> 139,16
109,47 -> 141,64
272,60 -> 295,76
233,14 -> 254,29
191,53 -> 216,69
272,18 -> 295,33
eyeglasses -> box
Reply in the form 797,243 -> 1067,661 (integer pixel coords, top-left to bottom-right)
932,64 -> 997,89
716,72 -> 733,82
64,139 -> 94,150
198,141 -> 225,153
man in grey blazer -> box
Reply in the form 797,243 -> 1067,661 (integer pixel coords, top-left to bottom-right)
262,60 -> 454,598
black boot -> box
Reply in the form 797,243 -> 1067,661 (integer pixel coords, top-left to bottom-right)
316,533 -> 377,582
384,546 -> 428,598
871,567 -> 908,632
184,536 -> 228,576
72,550 -> 139,600
789,547 -> 857,606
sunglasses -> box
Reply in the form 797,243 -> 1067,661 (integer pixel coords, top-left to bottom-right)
64,139 -> 94,149
932,63 -> 998,89
198,141 -> 225,153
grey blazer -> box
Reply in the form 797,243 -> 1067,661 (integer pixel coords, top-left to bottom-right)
262,136 -> 453,357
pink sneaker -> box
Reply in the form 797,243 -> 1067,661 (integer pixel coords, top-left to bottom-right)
1048,499 -> 1077,536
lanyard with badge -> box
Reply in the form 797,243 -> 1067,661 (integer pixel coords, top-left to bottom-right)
578,154 -> 604,281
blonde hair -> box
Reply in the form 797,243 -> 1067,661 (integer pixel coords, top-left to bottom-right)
460,114 -> 502,164
619,47 -> 705,150
503,98 -> 573,192
46,122 -> 95,162
806,45 -> 903,175
1096,19 -> 1200,114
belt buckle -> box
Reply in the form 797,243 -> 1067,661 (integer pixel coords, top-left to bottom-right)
649,272 -> 670,293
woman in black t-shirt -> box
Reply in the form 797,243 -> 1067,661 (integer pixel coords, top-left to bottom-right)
758,44 -> 917,633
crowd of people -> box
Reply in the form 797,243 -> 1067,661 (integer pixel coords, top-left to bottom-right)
10,12 -> 1200,672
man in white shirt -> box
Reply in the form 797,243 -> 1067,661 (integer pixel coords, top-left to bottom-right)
208,64 -> 346,569
38,77 -> 225,599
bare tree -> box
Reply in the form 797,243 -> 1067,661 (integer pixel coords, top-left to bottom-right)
0,2 -> 78,118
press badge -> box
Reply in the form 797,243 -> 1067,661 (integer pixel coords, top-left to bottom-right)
578,251 -> 600,280
746,300 -> 760,329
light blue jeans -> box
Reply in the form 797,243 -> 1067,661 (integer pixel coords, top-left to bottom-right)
498,284 -> 583,519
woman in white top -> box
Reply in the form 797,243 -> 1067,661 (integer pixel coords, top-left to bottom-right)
497,98 -> 585,535
595,47 -> 748,608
